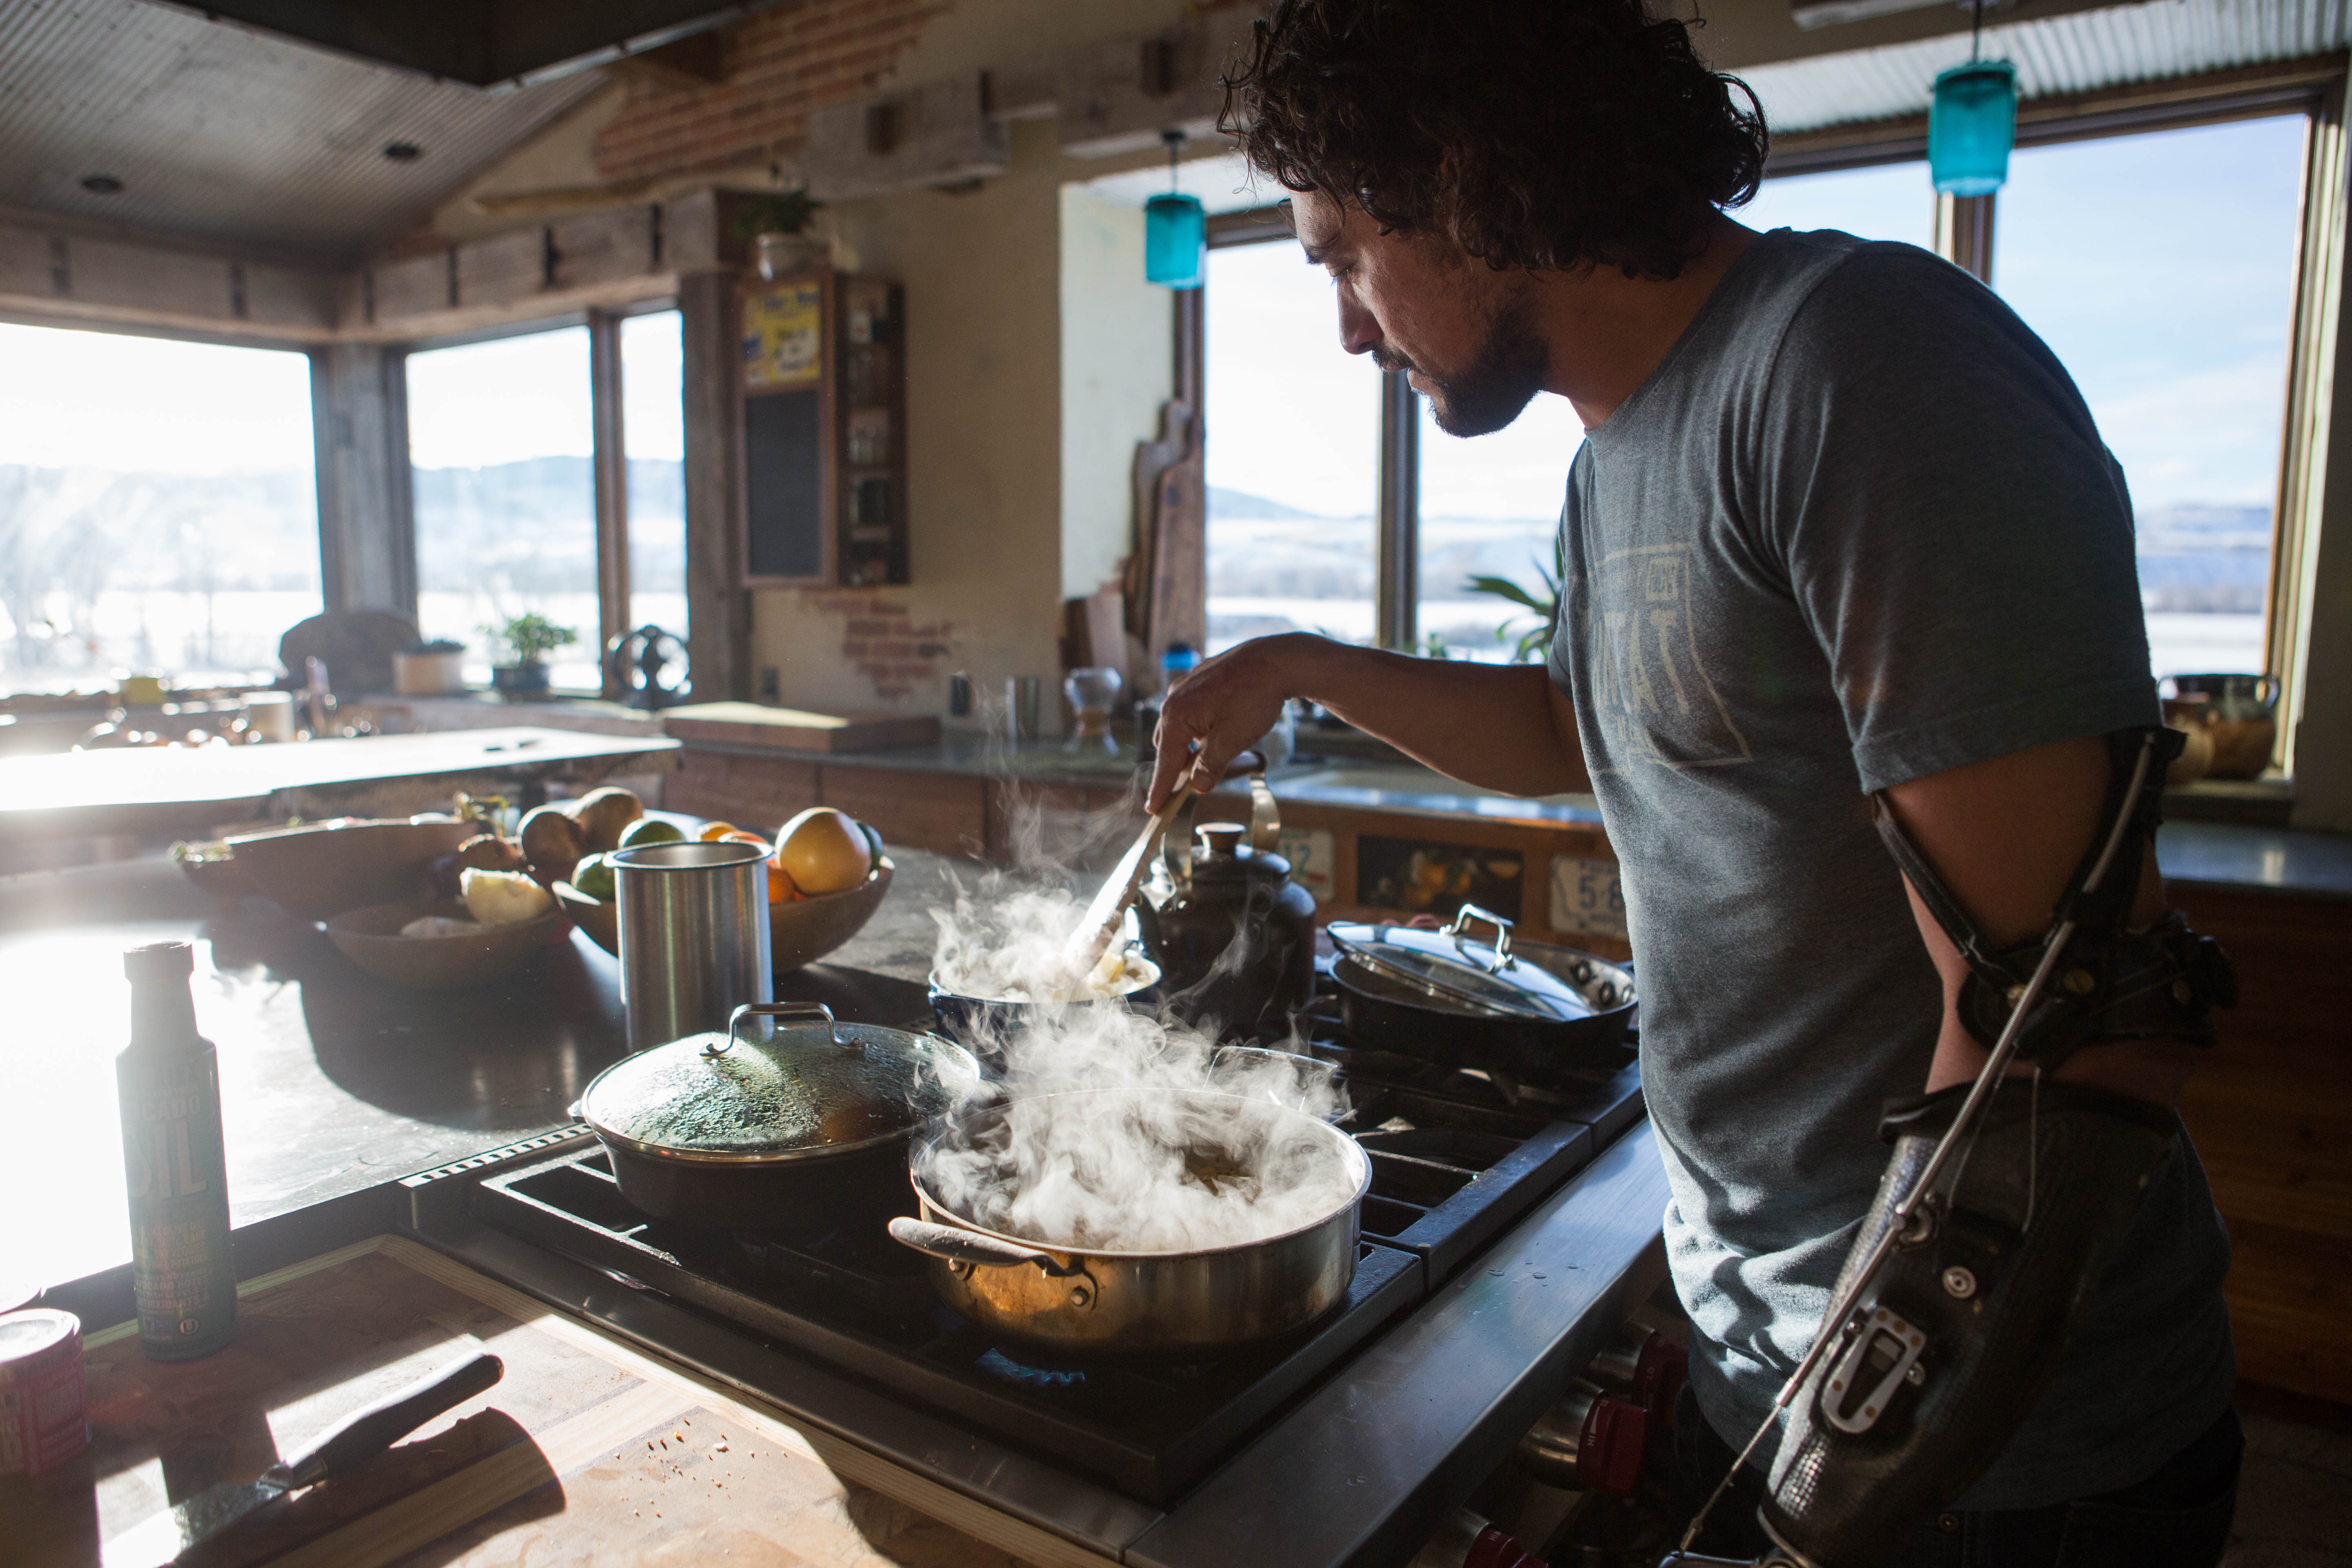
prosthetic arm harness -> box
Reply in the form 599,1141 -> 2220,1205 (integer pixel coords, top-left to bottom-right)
1664,727 -> 2236,1568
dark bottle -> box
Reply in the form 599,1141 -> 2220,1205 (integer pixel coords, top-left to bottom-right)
116,942 -> 236,1361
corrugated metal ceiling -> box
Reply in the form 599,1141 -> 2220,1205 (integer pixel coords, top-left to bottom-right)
0,0 -> 606,260
1741,0 -> 2351,132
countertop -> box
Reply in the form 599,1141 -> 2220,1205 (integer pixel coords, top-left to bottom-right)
0,846 -> 966,1308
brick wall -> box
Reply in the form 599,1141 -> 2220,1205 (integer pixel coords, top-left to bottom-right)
594,0 -> 949,183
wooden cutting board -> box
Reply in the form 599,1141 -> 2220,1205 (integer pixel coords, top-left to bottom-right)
662,703 -> 940,754
19,1234 -> 1105,1568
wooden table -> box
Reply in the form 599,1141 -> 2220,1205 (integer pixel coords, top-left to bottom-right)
0,728 -> 680,842
9,1235 -> 1049,1568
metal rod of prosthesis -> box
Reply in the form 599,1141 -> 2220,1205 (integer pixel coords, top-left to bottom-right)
1673,733 -> 2158,1557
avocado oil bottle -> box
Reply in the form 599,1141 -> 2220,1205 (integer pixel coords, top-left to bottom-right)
116,942 -> 236,1361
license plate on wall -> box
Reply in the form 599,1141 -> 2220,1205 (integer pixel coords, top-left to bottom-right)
1550,853 -> 1626,941
1276,827 -> 1335,906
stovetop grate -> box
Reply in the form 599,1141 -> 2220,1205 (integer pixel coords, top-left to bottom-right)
472,1145 -> 1423,1503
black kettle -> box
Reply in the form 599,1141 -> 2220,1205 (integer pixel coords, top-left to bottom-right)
1140,814 -> 1319,1042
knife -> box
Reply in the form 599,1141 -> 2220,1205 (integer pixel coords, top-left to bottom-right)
105,1343 -> 503,1568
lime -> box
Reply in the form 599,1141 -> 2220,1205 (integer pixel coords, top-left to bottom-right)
571,853 -> 615,901
617,816 -> 687,849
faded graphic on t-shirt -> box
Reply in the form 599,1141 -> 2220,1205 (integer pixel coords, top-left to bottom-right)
1580,543 -> 1752,774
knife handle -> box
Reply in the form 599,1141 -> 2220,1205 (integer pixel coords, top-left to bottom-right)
277,1345 -> 504,1489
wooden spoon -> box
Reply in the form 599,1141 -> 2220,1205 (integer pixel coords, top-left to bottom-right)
1062,784 -> 1193,983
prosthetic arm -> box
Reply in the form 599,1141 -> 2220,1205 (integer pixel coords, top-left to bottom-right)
1664,727 -> 2236,1568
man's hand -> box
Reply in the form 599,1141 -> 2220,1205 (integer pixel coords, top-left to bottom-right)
1884,734 -> 2194,1109
1145,633 -> 1590,812
1148,634 -> 1321,810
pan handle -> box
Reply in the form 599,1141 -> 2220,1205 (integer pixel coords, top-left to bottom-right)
887,1217 -> 1089,1278
711,1001 -> 843,1056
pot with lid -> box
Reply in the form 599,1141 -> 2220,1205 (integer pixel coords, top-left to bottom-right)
573,1001 -> 982,1230
1142,814 -> 1318,1042
1327,905 -> 1635,1076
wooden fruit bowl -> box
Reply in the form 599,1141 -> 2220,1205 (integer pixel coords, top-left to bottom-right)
323,898 -> 567,990
771,858 -> 893,972
551,880 -> 619,956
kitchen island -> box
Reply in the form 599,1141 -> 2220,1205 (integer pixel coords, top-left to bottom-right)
5,847 -> 1669,1568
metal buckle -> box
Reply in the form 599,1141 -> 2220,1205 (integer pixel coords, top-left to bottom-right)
1820,1302 -> 1928,1434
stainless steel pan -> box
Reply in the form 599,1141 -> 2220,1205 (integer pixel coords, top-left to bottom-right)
887,1087 -> 1370,1356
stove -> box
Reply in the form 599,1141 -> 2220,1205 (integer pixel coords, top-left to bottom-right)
398,976 -> 1664,1568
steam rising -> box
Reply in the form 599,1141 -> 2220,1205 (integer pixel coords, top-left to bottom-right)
922,827 -> 1355,1254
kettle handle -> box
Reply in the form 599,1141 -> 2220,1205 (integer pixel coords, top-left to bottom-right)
1248,771 -> 1281,853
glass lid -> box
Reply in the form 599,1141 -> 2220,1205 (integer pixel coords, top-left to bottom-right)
578,1003 -> 978,1162
1327,908 -> 1594,1022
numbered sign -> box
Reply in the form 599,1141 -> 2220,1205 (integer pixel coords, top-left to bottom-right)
1549,853 -> 1626,941
1276,827 -> 1336,907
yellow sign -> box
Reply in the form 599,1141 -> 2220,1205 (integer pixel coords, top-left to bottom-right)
742,283 -> 823,390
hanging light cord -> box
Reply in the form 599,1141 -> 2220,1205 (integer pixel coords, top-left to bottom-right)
1163,127 -> 1185,194
1970,0 -> 1986,62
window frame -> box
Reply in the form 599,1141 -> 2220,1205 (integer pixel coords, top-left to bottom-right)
1201,64 -> 2341,777
399,296 -> 678,700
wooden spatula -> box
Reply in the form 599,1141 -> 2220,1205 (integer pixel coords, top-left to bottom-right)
1063,784 -> 1193,983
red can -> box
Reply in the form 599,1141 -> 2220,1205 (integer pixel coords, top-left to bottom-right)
0,1310 -> 88,1475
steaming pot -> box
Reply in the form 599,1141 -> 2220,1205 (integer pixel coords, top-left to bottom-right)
886,1088 -> 1369,1356
1141,822 -> 1318,1041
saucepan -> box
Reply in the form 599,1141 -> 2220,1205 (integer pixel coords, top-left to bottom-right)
572,1001 -> 981,1231
886,1087 -> 1370,1357
1327,906 -> 1636,1076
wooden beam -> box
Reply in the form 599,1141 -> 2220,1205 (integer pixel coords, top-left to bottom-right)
310,343 -> 417,621
802,72 -> 1009,202
681,269 -> 749,702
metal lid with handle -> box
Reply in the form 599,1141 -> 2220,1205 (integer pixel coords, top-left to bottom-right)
575,1002 -> 979,1164
1327,906 -> 1595,1022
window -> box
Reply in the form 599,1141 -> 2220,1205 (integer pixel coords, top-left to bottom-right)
1735,160 -> 1937,248
1203,238 -> 1383,654
1991,116 -> 2305,679
1416,394 -> 1582,661
0,323 -> 319,691
406,325 -> 601,690
621,310 -> 687,639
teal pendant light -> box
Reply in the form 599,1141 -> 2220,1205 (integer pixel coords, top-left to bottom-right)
1145,129 -> 1205,289
1929,0 -> 2015,196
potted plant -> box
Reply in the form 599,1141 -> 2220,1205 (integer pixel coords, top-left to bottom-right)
392,637 -> 468,696
485,615 -> 576,700
735,189 -> 825,280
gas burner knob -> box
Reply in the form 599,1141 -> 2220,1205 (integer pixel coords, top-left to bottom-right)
1585,1321 -> 1689,1428
1406,1507 -> 1549,1568
1515,1379 -> 1650,1495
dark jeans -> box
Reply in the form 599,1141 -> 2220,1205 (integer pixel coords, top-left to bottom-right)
1668,1383 -> 2243,1567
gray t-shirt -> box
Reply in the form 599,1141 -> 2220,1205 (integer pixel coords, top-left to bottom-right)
1545,228 -> 2234,1509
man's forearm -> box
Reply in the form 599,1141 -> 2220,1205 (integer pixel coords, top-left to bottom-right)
1285,637 -> 1589,797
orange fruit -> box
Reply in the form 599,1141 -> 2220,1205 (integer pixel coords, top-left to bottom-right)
697,821 -> 741,842
775,807 -> 870,896
720,829 -> 772,850
767,858 -> 803,903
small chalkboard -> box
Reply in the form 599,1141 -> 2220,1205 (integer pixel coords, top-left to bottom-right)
744,388 -> 824,580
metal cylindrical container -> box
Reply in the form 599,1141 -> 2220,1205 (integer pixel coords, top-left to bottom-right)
1004,676 -> 1040,743
612,841 -> 773,1053
0,1310 -> 87,1475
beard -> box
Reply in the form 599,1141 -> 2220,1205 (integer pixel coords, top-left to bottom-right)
1377,292 -> 1547,437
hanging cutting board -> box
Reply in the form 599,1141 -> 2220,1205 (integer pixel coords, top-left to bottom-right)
662,702 -> 939,753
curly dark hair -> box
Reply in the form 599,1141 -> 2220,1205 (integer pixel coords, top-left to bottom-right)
1220,0 -> 1768,279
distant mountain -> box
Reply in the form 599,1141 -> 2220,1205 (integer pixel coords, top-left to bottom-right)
1208,486 -> 1332,522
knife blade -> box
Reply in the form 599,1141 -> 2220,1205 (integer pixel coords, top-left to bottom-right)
104,1342 -> 503,1568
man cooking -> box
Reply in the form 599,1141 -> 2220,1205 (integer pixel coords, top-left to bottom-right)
1147,2 -> 2241,1564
